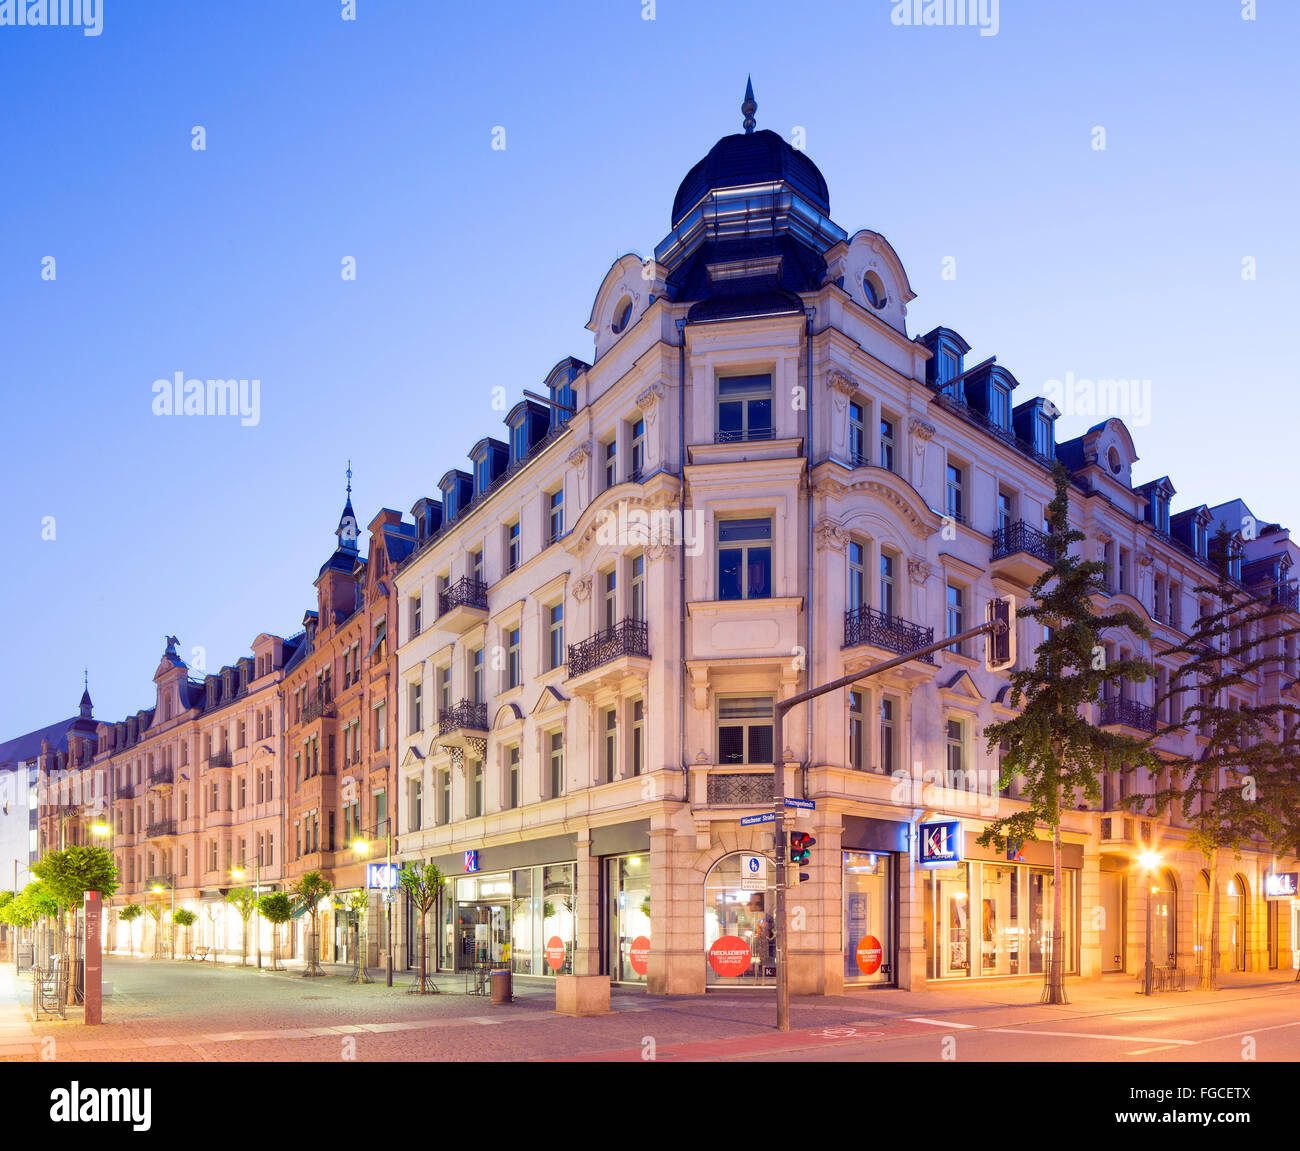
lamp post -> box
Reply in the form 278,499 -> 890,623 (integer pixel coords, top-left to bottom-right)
232,857 -> 263,968
1139,850 -> 1160,996
352,826 -> 394,987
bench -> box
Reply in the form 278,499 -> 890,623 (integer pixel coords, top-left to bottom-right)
190,946 -> 211,963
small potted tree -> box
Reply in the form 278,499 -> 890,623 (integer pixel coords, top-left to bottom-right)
290,871 -> 332,976
118,904 -> 143,957
398,863 -> 444,994
173,908 -> 197,959
224,887 -> 258,967
257,892 -> 292,971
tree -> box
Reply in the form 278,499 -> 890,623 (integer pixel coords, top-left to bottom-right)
173,908 -> 197,958
399,862 -> 444,994
30,845 -> 120,969
118,904 -> 143,957
224,887 -> 259,967
290,871 -> 332,976
1129,525 -> 1300,988
18,879 -> 68,969
981,464 -> 1159,1003
337,889 -> 372,984
145,899 -> 166,959
257,892 -> 292,971
0,889 -> 36,971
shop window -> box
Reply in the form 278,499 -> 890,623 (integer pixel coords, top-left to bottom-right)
704,852 -> 775,985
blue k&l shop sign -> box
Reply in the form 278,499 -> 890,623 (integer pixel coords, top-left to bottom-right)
918,820 -> 963,867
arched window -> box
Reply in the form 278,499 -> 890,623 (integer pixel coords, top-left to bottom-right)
704,852 -> 775,986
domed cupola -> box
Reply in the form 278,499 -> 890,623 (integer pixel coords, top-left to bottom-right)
655,78 -> 846,318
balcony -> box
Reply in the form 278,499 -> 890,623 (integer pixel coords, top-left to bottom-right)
713,427 -> 775,444
1099,697 -> 1157,735
567,618 -> 650,696
146,819 -> 177,839
437,576 -> 489,634
115,784 -> 135,801
437,699 -> 489,757
144,873 -> 175,890
990,520 -> 1054,585
207,749 -> 234,769
148,766 -> 174,788
301,692 -> 335,725
843,605 -> 935,665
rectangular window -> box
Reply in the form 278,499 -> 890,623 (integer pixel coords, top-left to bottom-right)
849,690 -> 865,771
716,374 -> 773,442
630,698 -> 644,776
505,521 -> 521,573
879,416 -> 896,472
629,553 -> 645,621
717,696 -> 774,765
1119,548 -> 1130,594
990,386 -> 1010,429
848,400 -> 866,465
945,718 -> 965,788
629,417 -> 646,480
437,665 -> 451,716
470,760 -> 484,818
946,583 -> 966,655
603,439 -> 617,490
548,489 -> 564,544
470,548 -> 483,585
548,731 -> 564,798
998,492 -> 1014,534
470,648 -> 484,703
602,569 -> 618,631
548,603 -> 565,670
411,595 -> 422,639
602,707 -> 618,783
440,770 -> 450,825
848,538 -> 866,609
507,628 -> 522,689
374,700 -> 387,751
508,745 -> 520,809
409,681 -> 423,734
879,696 -> 896,776
717,517 -> 772,600
879,550 -> 896,618
945,463 -> 965,525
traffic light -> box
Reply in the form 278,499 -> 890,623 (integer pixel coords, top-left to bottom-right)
985,596 -> 1017,673
789,831 -> 815,885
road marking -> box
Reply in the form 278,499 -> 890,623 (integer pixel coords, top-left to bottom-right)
1125,1045 -> 1180,1055
988,1028 -> 1195,1045
907,1017 -> 974,1029
1196,1019 -> 1300,1044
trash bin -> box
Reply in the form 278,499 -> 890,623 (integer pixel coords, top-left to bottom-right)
490,968 -> 511,1005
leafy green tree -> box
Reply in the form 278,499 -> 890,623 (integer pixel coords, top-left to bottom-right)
257,892 -> 293,971
337,889 -> 371,982
145,899 -> 166,959
981,464 -> 1159,1003
399,863 -> 444,994
290,871 -> 332,976
118,903 -> 143,957
1126,525 -> 1300,988
18,879 -> 64,966
173,908 -> 197,958
31,845 -> 120,967
224,887 -> 259,966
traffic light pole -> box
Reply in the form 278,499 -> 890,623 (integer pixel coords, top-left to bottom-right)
771,614 -> 1006,1032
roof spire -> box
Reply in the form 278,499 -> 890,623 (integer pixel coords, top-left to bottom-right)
742,75 -> 757,134
79,669 -> 93,717
337,463 -> 359,552
346,458 -> 352,496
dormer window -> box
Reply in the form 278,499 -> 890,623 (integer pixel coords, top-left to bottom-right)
989,385 -> 1010,430
939,351 -> 958,384
1033,413 -> 1053,458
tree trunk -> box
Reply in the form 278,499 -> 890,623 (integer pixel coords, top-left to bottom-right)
419,909 -> 427,993
1046,820 -> 1067,1004
1204,846 -> 1220,990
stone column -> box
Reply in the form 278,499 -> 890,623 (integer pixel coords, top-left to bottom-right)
897,833 -> 925,989
573,832 -> 601,976
1079,841 -> 1102,979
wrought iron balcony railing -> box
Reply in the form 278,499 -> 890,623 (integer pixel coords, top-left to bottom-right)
207,749 -> 234,768
148,766 -> 174,786
714,427 -> 775,444
146,819 -> 177,839
991,520 -> 1053,563
843,605 -> 935,664
438,576 -> 488,616
567,617 -> 649,679
437,700 -> 489,736
1099,697 -> 1157,734
301,692 -> 335,724
115,784 -> 134,801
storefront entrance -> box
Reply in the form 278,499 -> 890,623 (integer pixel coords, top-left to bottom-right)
1099,869 -> 1125,971
454,903 -> 509,970
704,852 -> 775,987
440,866 -> 576,977
606,854 -> 651,984
843,852 -> 891,985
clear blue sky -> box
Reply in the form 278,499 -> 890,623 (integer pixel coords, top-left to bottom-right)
2,0 -> 1295,733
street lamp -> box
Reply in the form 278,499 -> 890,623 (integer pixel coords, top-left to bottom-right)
1138,849 -> 1161,996
352,828 -> 394,987
232,859 -> 262,969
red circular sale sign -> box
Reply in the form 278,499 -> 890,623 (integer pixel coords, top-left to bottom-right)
545,935 -> 566,971
855,935 -> 883,976
708,935 -> 752,978
630,936 -> 651,976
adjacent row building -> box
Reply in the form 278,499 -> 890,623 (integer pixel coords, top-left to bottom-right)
24,87 -> 1300,992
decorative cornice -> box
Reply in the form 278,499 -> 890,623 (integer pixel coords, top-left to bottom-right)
815,518 -> 851,554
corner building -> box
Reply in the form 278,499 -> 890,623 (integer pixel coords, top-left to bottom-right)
385,91 -> 1300,994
